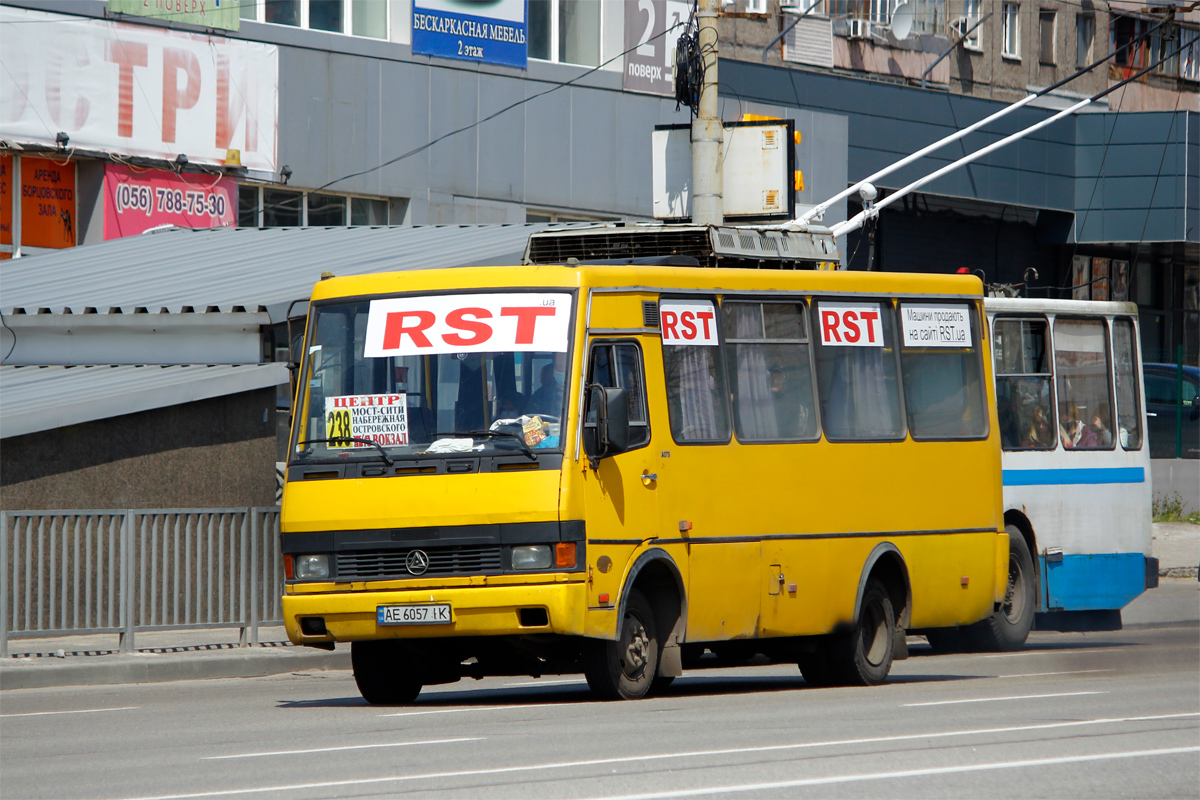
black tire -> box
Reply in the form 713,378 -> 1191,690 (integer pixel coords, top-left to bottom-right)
826,579 -> 896,686
797,646 -> 838,687
583,589 -> 659,700
972,526 -> 1035,652
351,640 -> 422,705
924,627 -> 974,653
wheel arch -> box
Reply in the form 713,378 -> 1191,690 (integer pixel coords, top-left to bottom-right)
855,543 -> 912,629
1003,509 -> 1041,607
617,548 -> 687,650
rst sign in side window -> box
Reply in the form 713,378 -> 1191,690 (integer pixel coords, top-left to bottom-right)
660,298 -> 731,443
812,300 -> 904,441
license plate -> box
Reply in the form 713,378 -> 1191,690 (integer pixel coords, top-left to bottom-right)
377,603 -> 452,625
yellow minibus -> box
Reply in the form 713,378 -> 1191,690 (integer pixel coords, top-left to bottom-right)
281,259 -> 1010,702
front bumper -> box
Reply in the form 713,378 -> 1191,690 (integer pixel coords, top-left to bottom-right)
282,580 -> 589,645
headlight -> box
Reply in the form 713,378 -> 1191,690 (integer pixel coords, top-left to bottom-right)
295,554 -> 330,579
511,545 -> 552,570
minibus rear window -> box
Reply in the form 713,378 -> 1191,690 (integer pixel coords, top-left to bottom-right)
898,303 -> 988,440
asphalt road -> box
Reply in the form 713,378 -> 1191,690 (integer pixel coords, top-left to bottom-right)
2,625 -> 1197,800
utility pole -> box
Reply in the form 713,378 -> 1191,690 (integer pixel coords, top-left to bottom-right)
691,0 -> 723,227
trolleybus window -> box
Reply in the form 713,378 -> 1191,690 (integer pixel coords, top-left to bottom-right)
661,297 -> 731,443
1112,318 -> 1143,450
812,298 -> 904,441
586,342 -> 651,449
898,303 -> 988,440
1053,318 -> 1115,450
720,301 -> 819,442
993,317 -> 1055,450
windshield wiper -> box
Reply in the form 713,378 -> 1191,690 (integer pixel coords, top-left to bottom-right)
434,430 -> 538,461
297,438 -> 394,467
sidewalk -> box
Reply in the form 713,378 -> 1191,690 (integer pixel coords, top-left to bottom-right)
3,523 -> 1196,691
0,627 -> 348,691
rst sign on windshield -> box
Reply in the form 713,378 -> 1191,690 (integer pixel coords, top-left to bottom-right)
364,293 -> 571,357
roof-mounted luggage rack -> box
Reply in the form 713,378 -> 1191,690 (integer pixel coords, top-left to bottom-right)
523,223 -> 840,270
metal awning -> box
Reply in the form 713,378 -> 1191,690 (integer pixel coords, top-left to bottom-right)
0,223 -> 592,322
0,364 -> 289,438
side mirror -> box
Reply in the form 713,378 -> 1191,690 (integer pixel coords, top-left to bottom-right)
1191,395 -> 1199,421
583,385 -> 631,467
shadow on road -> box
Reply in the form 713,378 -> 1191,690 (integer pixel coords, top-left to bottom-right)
274,669 -> 987,709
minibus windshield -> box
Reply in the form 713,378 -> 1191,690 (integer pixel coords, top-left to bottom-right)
292,292 -> 573,462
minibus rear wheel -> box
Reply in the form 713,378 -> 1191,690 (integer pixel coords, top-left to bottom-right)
831,578 -> 896,686
351,640 -> 422,705
974,526 -> 1035,651
583,589 -> 659,700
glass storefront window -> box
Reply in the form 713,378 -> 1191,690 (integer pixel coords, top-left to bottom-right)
308,193 -> 347,226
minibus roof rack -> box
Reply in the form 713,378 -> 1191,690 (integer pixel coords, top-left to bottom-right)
524,223 -> 839,270
575,255 -> 702,267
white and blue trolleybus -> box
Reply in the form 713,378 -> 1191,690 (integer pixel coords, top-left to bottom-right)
985,297 -> 1156,635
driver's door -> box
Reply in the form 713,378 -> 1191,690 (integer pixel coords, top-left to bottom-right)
581,340 -> 661,608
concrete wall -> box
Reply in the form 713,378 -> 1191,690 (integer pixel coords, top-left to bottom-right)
1,389 -> 277,510
1151,459 -> 1200,514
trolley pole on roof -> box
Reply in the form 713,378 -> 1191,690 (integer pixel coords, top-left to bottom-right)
691,0 -> 723,227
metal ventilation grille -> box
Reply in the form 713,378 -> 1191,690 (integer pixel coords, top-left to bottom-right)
643,301 -> 660,328
336,545 -> 503,579
527,229 -> 713,263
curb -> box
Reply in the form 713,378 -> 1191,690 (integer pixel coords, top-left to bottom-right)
0,647 -> 350,691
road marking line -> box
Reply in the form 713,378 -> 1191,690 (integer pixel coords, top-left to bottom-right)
504,679 -> 587,687
903,691 -> 1105,707
582,746 -> 1200,800
379,701 -> 591,717
123,712 -> 1199,800
0,706 -> 139,718
998,670 -> 1114,679
201,737 -> 483,760
974,645 -> 1198,659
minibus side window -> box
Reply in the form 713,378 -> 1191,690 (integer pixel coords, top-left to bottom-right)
721,301 -> 819,442
1112,318 -> 1143,450
812,299 -> 904,441
993,317 -> 1055,450
1053,318 -> 1115,450
660,298 -> 731,444
898,303 -> 988,440
586,342 -> 651,449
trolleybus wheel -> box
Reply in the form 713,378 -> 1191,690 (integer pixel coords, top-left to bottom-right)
828,578 -> 896,686
351,640 -> 422,705
974,526 -> 1035,651
583,589 -> 658,700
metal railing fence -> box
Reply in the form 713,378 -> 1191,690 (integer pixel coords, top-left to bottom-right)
1,507 -> 282,657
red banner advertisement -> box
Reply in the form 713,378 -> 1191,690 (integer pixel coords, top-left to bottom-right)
103,164 -> 236,239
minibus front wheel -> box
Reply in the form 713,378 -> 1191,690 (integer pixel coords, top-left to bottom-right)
583,589 -> 659,700
351,640 -> 423,705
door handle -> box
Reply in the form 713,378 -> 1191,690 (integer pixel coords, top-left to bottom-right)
641,472 -> 658,486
